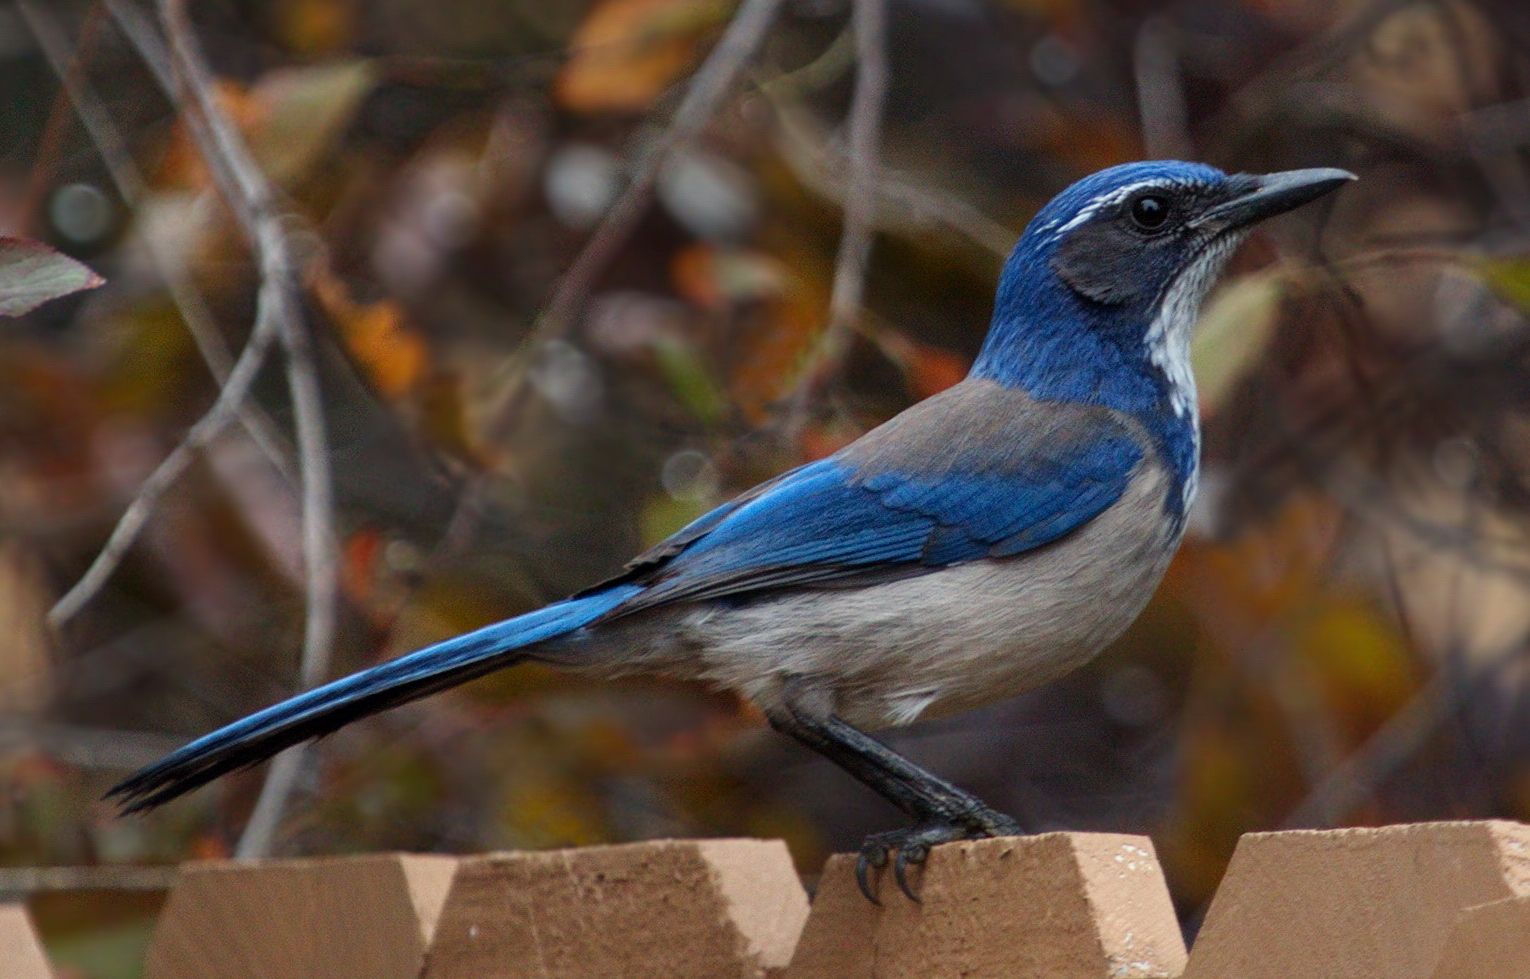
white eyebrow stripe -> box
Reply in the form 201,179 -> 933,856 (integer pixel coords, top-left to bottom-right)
1048,177 -> 1196,238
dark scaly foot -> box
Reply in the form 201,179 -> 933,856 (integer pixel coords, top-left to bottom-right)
765,700 -> 1023,902
855,806 -> 1022,903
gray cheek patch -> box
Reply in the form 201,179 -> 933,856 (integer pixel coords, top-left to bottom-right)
1050,221 -> 1159,304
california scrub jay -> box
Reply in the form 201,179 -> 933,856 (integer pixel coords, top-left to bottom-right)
110,160 -> 1352,901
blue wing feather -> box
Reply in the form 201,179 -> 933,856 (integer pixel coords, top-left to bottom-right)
599,381 -> 1147,618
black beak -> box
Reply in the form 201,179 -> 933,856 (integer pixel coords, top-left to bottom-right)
1190,167 -> 1356,232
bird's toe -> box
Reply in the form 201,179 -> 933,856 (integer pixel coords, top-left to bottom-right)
856,818 -> 1009,903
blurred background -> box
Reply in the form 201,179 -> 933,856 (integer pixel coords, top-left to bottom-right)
2,0 -> 1530,974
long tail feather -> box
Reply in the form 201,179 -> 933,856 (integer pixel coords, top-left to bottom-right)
107,585 -> 641,814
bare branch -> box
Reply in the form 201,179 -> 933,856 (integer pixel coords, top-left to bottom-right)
488,0 -> 786,439
0,719 -> 186,770
1282,522 -> 1530,828
153,0 -> 338,859
1134,16 -> 1192,160
17,4 -> 106,234
99,0 -> 174,93
48,298 -> 281,628
1282,666 -> 1453,829
758,87 -> 1014,257
825,0 -> 889,352
21,0 -> 295,484
780,0 -> 889,434
0,866 -> 176,899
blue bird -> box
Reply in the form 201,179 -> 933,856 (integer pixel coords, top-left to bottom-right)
109,160 -> 1352,901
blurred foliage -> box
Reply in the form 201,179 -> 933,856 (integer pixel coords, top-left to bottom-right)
30,891 -> 162,979
3,0 -> 1530,973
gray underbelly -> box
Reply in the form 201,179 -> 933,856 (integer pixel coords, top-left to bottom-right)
557,486 -> 1182,730
694,536 -> 1172,728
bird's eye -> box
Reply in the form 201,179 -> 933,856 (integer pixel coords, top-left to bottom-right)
1129,195 -> 1169,231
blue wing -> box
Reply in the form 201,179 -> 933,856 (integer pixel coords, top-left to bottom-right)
596,380 -> 1147,618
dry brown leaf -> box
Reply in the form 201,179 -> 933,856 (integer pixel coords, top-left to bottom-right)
557,0 -> 730,113
1352,2 -> 1501,144
0,544 -> 52,715
157,81 -> 268,190
727,244 -> 830,422
872,328 -> 969,400
158,64 -> 375,188
311,266 -> 429,399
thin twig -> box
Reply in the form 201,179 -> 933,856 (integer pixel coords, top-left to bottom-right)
825,0 -> 888,353
781,0 -> 888,436
1134,15 -> 1192,160
97,0 -> 174,91
0,866 -> 177,898
16,4 -> 107,233
760,92 -> 1014,257
762,18 -> 855,97
21,0 -> 295,485
156,0 -> 337,859
1281,662 -> 1453,828
488,0 -> 786,440
45,0 -> 298,626
48,300 -> 281,627
0,720 -> 186,770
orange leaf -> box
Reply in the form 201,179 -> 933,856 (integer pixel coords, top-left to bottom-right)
157,66 -> 375,188
347,303 -> 428,397
189,834 -> 232,860
727,245 -> 830,422
277,0 -> 354,56
557,0 -> 729,112
157,81 -> 268,189
311,267 -> 428,398
671,244 -> 789,310
342,527 -> 385,605
798,421 -> 863,461
874,329 -> 969,399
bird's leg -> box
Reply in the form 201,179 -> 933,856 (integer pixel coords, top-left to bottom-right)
768,706 -> 1022,903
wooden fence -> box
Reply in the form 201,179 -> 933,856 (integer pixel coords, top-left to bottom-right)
4,820 -> 1528,978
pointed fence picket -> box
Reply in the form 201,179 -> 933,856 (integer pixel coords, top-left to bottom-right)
3,820 -> 1528,978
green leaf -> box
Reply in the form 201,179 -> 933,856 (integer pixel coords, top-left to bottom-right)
1192,271 -> 1283,413
0,236 -> 105,317
1480,258 -> 1530,313
652,334 -> 725,422
250,60 -> 378,183
641,495 -> 712,548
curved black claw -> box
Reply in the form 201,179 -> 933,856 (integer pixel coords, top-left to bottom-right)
893,845 -> 925,902
855,841 -> 889,905
855,816 -> 1019,903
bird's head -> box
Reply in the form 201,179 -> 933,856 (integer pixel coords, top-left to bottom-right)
974,161 -> 1353,424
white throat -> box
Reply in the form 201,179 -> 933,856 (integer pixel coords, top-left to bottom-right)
1146,233 -> 1246,419
1146,232 -> 1246,511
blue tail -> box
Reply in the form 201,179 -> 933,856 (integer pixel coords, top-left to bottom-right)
107,584 -> 642,813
